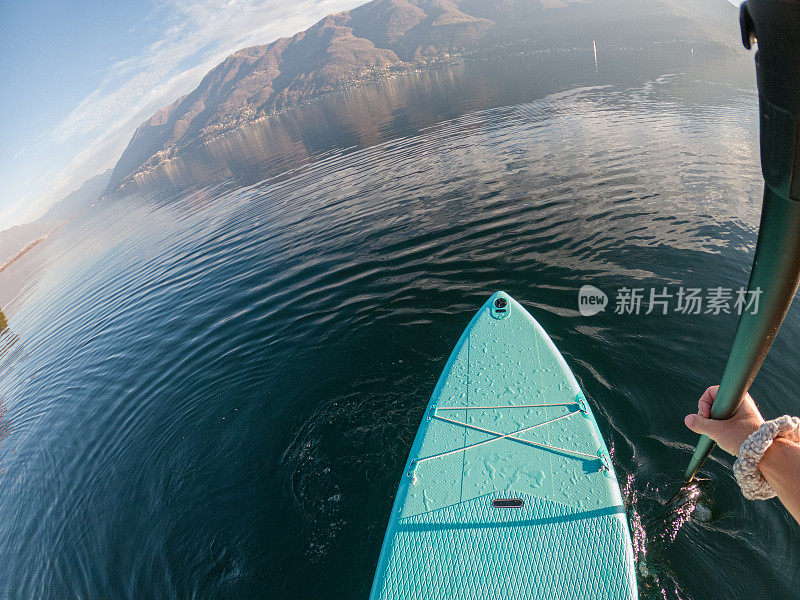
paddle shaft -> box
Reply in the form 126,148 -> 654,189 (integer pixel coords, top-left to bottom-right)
685,0 -> 800,480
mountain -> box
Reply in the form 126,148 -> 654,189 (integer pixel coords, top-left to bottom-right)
38,169 -> 111,223
109,0 -> 743,190
0,169 -> 112,269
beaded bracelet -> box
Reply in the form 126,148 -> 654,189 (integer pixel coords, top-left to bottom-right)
733,415 -> 800,500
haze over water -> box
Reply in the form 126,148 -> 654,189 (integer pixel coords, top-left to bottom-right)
1,47 -> 798,598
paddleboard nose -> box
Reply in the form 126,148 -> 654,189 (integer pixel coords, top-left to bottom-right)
488,290 -> 512,319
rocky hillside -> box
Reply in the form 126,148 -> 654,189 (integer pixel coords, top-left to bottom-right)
108,0 -> 742,189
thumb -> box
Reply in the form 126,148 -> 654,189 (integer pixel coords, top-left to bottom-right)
684,413 -> 720,439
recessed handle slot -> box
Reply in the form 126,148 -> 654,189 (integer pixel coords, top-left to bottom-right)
492,498 -> 524,508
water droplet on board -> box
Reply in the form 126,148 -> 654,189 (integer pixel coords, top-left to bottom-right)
532,470 -> 546,486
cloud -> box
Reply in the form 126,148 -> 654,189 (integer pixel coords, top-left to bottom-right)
8,0 -> 363,227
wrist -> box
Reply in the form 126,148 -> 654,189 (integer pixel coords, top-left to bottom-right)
733,415 -> 800,500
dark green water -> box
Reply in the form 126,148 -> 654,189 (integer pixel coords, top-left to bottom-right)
1,47 -> 798,599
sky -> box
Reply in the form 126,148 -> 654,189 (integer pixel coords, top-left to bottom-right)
0,0 -> 364,230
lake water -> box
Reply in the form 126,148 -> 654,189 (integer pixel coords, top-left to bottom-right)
1,46 -> 799,599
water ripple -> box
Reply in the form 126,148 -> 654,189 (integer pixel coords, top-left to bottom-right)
0,52 -> 796,599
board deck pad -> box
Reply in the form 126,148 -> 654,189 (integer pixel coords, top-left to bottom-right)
370,292 -> 638,599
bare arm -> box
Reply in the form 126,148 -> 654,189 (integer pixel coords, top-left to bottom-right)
759,437 -> 800,525
685,386 -> 800,525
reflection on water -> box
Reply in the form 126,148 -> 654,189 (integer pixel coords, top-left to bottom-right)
0,308 -> 19,376
1,47 -> 798,599
0,396 -> 9,473
0,308 -> 14,480
121,46 -> 753,198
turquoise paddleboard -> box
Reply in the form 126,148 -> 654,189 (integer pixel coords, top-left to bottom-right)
370,292 -> 638,599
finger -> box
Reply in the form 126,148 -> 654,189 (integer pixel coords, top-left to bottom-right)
684,413 -> 697,430
698,386 -> 718,415
684,413 -> 721,440
699,400 -> 711,418
698,387 -> 712,411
